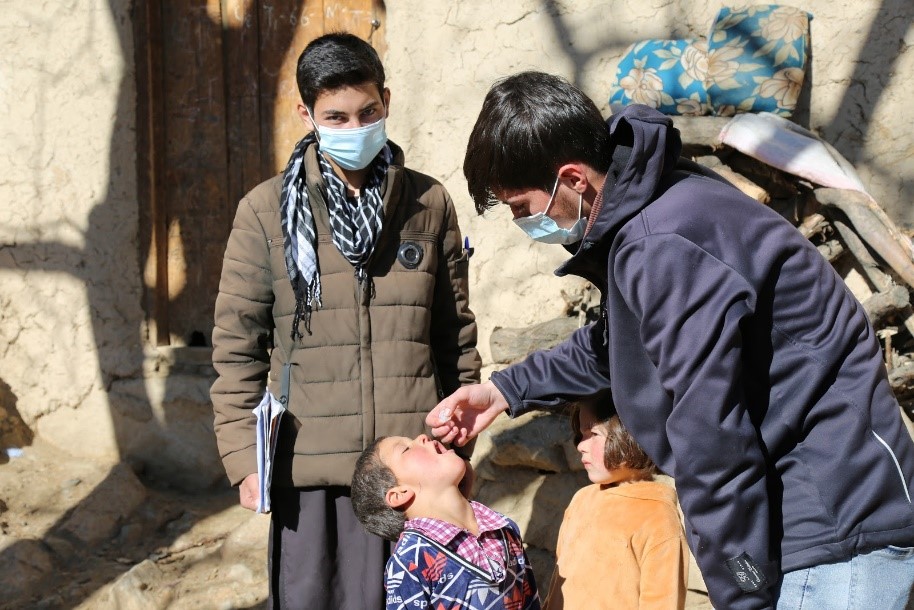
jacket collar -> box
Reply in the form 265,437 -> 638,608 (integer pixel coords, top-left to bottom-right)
556,105 -> 681,284
301,139 -> 406,233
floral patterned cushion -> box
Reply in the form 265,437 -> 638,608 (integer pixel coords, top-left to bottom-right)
607,4 -> 811,117
705,5 -> 811,116
608,39 -> 711,117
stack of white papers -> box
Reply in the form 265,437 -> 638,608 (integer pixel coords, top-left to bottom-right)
253,390 -> 286,513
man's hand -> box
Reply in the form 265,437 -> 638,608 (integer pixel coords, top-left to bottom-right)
239,472 -> 260,511
425,381 -> 509,446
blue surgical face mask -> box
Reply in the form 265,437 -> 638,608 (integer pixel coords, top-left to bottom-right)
513,176 -> 586,245
308,110 -> 388,171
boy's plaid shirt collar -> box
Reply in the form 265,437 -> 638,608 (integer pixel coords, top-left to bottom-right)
404,501 -> 511,579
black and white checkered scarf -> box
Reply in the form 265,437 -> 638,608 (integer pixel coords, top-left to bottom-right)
279,134 -> 392,339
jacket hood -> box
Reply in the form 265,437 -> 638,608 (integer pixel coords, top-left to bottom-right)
557,105 -> 681,282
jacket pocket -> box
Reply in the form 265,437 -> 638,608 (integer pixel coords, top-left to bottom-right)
454,250 -> 470,279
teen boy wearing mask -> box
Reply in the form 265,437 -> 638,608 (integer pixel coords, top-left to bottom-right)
211,33 -> 480,609
427,71 -> 914,609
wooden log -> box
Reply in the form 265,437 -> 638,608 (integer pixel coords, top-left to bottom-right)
888,362 -> 914,401
817,239 -> 844,263
816,188 -> 914,290
863,287 -> 911,328
877,327 -> 899,369
831,219 -> 892,292
798,213 -> 829,240
725,152 -> 801,199
671,116 -> 730,151
831,217 -> 914,338
693,155 -> 723,169
714,166 -> 771,204
811,137 -> 914,256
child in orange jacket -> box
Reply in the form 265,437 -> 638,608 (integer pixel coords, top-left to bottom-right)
545,397 -> 689,610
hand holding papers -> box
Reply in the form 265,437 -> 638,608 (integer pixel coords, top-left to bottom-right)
253,388 -> 286,513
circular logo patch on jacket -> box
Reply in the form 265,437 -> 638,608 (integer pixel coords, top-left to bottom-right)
397,241 -> 424,269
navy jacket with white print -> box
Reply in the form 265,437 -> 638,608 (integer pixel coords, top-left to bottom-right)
489,104 -> 914,610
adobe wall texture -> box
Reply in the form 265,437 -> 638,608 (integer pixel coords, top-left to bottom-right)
382,0 -> 914,368
0,1 -> 148,464
0,0 -> 911,485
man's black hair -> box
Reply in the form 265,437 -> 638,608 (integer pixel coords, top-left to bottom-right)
463,71 -> 613,214
296,32 -> 385,110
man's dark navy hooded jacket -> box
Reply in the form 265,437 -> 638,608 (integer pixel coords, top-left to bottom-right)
489,105 -> 914,609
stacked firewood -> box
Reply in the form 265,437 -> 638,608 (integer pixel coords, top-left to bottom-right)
675,116 -> 914,414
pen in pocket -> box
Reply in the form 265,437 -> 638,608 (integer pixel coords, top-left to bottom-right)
463,236 -> 474,258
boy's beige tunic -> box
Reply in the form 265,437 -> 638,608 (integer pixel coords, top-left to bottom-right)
211,142 -> 480,488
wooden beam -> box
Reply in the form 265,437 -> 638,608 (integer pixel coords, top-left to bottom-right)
222,0 -> 264,226
135,0 -> 171,346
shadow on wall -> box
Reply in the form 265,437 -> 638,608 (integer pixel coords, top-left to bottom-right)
0,0 -> 302,606
0,378 -> 33,466
821,0 -> 914,224
0,0 -> 205,603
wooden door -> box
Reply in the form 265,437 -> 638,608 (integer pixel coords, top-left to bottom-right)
136,0 -> 386,347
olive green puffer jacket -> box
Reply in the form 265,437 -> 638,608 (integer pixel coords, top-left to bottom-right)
211,142 -> 480,487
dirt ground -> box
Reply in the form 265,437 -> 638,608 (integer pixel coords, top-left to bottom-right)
0,438 -> 713,609
0,439 -> 267,609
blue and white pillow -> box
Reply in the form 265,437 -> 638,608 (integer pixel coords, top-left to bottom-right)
704,5 -> 811,116
608,39 -> 711,116
607,4 -> 811,117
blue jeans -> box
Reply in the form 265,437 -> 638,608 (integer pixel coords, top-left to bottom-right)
776,546 -> 914,609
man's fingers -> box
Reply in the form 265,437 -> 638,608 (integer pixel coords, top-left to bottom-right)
455,427 -> 470,446
427,396 -> 460,426
425,406 -> 448,427
432,424 -> 459,444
